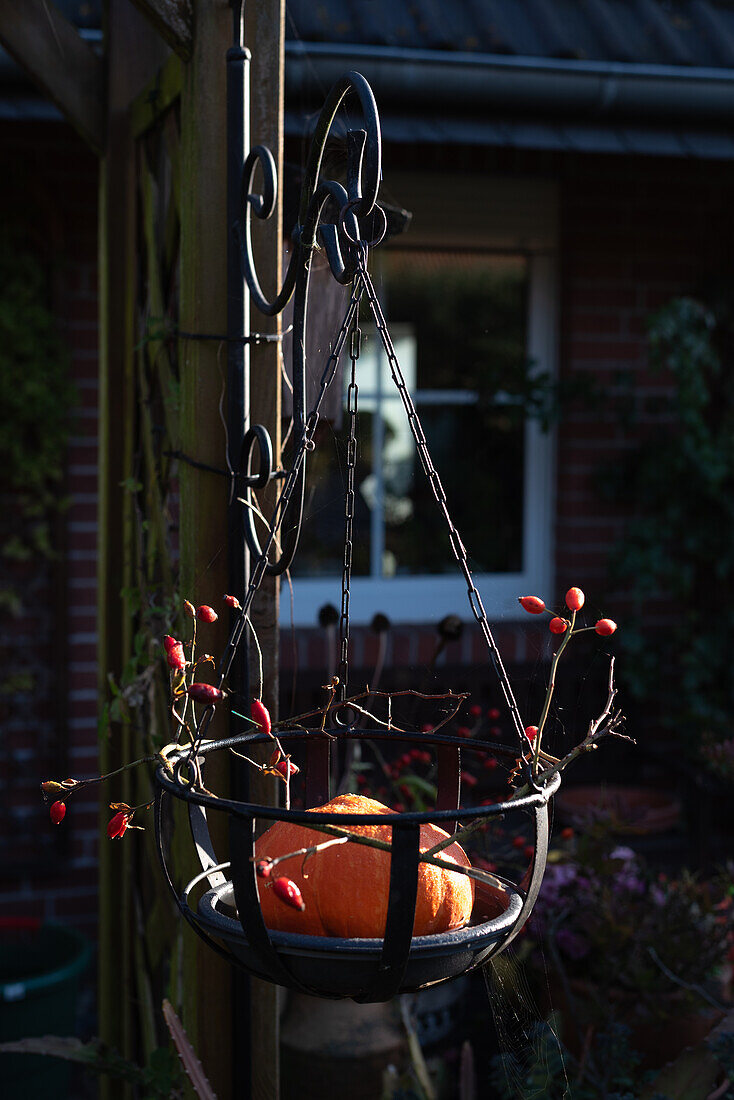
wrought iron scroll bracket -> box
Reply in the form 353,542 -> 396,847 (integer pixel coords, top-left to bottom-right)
232,65 -> 385,575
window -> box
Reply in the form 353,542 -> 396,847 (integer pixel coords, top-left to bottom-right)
285,176 -> 557,626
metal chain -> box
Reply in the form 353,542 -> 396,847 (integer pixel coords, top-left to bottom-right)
185,276 -> 366,761
337,312 -> 361,700
192,240 -> 533,780
354,252 -> 534,769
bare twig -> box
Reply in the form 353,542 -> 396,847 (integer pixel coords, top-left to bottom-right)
254,833 -> 349,874
532,608 -> 577,769
277,688 -> 469,733
647,946 -> 728,1012
509,659 -> 630,802
423,815 -> 495,858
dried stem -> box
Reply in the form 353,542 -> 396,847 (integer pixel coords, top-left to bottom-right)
277,688 -> 469,733
255,834 -> 349,873
532,609 -> 576,769
509,658 -> 630,802
422,815 -> 495,859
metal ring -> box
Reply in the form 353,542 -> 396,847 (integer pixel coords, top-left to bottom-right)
238,425 -> 274,491
174,755 -> 198,788
331,703 -> 358,729
338,200 -> 387,249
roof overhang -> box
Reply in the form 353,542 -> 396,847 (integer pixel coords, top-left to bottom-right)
285,41 -> 734,159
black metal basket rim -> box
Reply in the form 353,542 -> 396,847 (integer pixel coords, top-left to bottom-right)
155,759 -> 559,825
184,726 -> 531,759
193,876 -> 524,957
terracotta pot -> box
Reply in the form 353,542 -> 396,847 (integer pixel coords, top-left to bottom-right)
555,784 -> 680,835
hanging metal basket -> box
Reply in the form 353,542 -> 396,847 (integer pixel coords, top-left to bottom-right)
155,727 -> 558,1003
149,26 -> 564,1003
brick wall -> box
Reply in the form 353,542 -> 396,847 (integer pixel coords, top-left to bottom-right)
4,128 -> 733,933
278,150 -> 734,742
556,153 -> 734,604
0,122 -> 100,938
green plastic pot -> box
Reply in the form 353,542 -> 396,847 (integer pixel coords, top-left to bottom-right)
0,918 -> 91,1098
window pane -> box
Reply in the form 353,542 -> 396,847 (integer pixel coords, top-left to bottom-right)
380,251 -> 528,575
292,251 -> 529,578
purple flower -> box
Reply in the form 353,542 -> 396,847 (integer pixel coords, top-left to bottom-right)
537,862 -> 579,910
650,884 -> 667,907
614,870 -> 646,895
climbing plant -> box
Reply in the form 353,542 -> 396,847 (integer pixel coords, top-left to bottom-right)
604,296 -> 734,756
0,236 -> 75,610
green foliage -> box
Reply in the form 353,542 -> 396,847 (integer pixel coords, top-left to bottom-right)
532,833 -> 732,1018
603,297 -> 734,751
0,1036 -> 184,1099
488,1021 -> 734,1100
0,236 -> 75,622
0,236 -> 75,506
489,1021 -> 650,1099
707,1032 -> 734,1099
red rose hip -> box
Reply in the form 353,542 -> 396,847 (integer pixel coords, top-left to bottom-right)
272,877 -> 306,912
276,759 -> 299,780
251,699 -> 272,735
50,801 -> 66,825
166,642 -> 186,670
196,605 -> 218,623
595,618 -> 617,636
565,587 -> 585,611
519,596 -> 545,614
187,682 -> 225,704
107,811 -> 129,839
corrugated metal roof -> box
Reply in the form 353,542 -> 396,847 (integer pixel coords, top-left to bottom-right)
7,0 -> 734,68
4,1 -> 734,158
286,0 -> 734,68
38,0 -> 734,68
284,2 -> 734,157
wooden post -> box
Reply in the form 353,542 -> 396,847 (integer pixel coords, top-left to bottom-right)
176,1 -> 235,1095
244,2 -> 285,1097
97,5 -> 168,1097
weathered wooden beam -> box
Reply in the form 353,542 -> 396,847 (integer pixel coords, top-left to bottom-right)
131,51 -> 182,137
0,0 -> 105,153
97,5 -> 170,1097
178,2 -> 234,1095
244,3 -> 285,1098
128,0 -> 193,60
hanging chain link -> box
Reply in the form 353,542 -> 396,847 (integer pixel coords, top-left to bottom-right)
354,250 -> 534,769
213,277 -> 365,693
337,311 -> 361,700
188,277 -> 365,758
195,238 -> 533,780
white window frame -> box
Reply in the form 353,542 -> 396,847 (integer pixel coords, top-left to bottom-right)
281,250 -> 557,626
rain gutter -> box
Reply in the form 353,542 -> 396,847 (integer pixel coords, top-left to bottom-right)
285,41 -> 734,122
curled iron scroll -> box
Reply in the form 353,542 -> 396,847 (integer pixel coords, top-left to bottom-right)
236,71 -> 384,575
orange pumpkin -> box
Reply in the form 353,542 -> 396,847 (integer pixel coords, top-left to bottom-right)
254,793 -> 475,938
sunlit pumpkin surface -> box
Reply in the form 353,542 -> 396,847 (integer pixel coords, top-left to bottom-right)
255,794 -> 475,938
